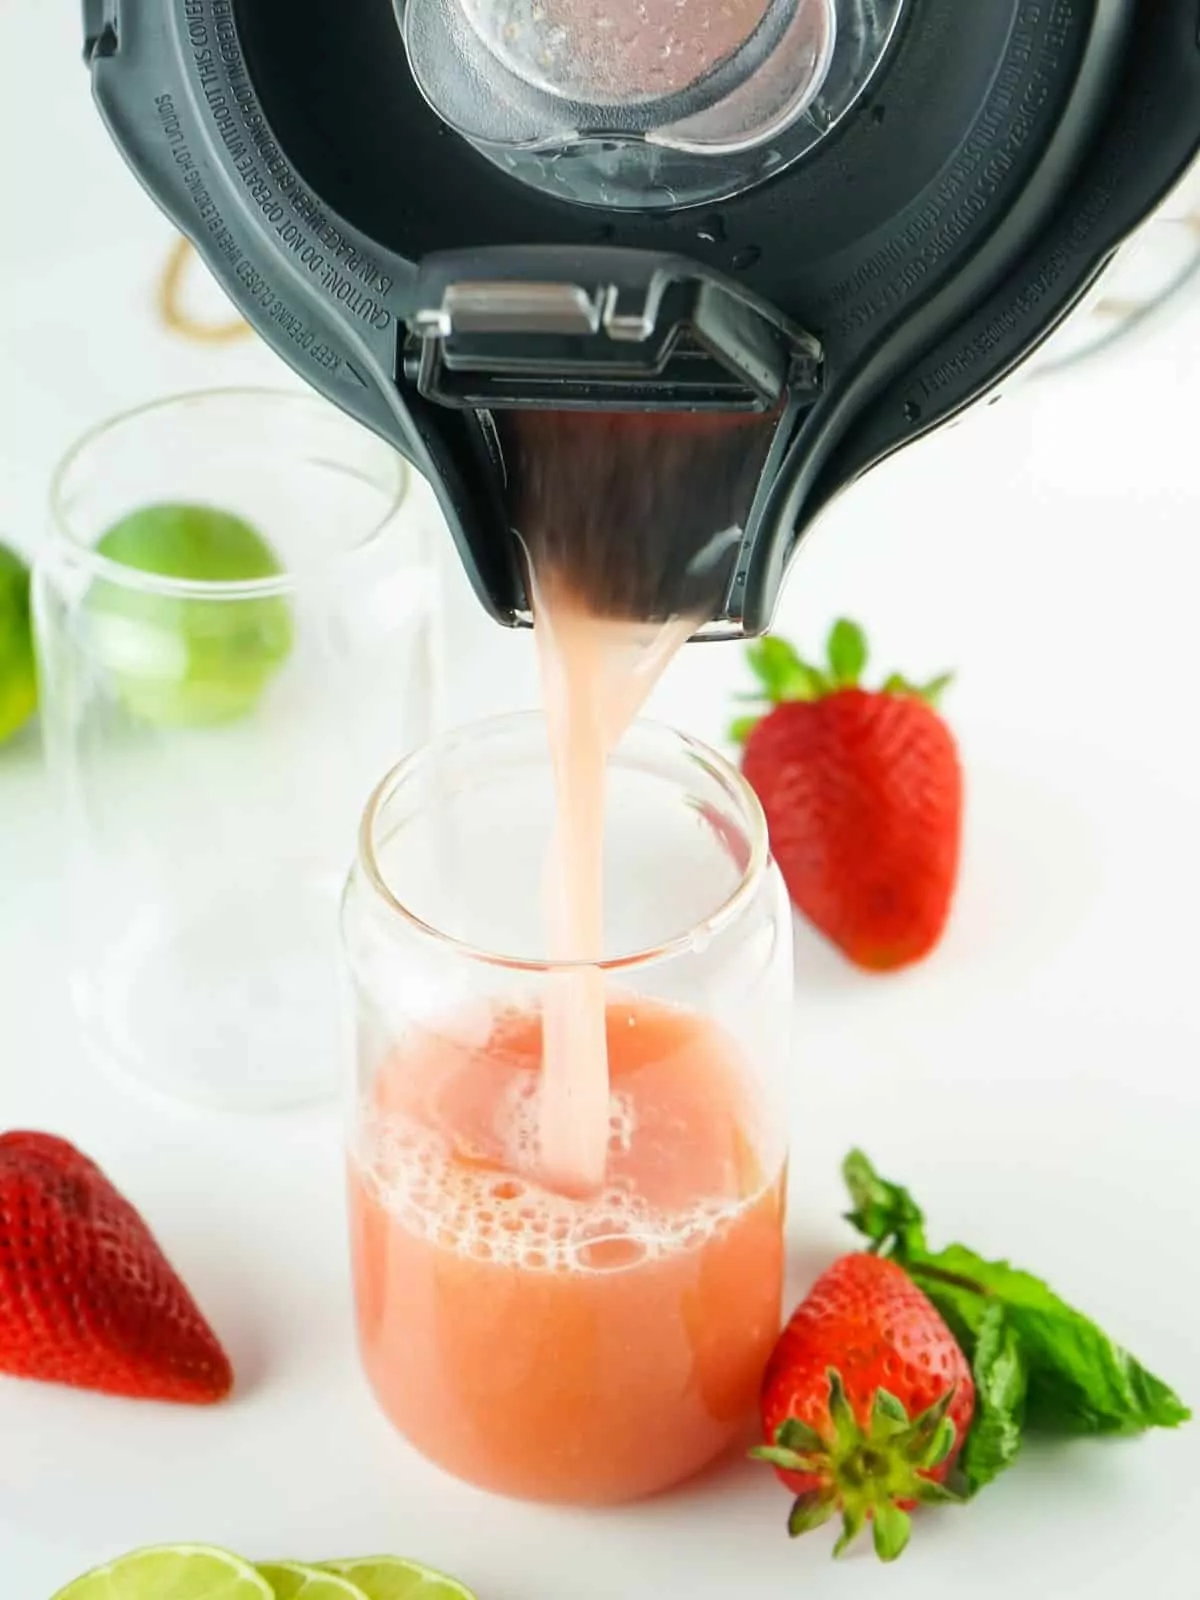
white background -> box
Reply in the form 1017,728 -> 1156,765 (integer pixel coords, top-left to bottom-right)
2,4 -> 1199,1597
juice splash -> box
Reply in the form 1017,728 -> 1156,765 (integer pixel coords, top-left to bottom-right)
501,408 -> 778,1194
350,997 -> 785,1504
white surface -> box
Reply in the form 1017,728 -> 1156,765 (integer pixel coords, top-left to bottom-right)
2,5 -> 1200,1598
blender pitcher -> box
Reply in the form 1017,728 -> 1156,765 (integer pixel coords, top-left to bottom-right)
77,0 -> 1200,634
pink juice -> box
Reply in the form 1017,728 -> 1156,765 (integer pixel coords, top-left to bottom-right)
349,998 -> 785,1504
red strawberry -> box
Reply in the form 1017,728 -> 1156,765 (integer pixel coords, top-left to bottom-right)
755,1252 -> 975,1561
0,1131 -> 233,1404
733,621 -> 962,971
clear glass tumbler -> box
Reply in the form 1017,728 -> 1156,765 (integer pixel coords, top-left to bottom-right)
36,389 -> 439,1112
342,714 -> 793,1505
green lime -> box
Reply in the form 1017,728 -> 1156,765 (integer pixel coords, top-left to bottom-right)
320,1558 -> 477,1600
86,503 -> 294,727
51,1543 -> 273,1600
0,542 -> 37,744
259,1563 -> 370,1600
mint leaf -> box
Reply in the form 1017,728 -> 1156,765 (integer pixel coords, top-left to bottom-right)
1027,1361 -> 1190,1437
826,619 -> 868,687
842,1150 -> 928,1257
841,1152 -> 1190,1494
958,1305 -> 1027,1495
906,1245 -> 1191,1438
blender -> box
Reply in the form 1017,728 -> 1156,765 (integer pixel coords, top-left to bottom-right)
81,0 -> 1200,632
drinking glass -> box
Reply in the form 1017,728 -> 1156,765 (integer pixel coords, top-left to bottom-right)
342,714 -> 793,1505
36,388 -> 439,1111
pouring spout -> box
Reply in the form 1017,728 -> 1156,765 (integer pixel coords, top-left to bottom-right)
494,407 -> 784,633
399,246 -> 822,635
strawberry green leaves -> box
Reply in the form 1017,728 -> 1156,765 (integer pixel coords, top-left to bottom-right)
882,671 -> 955,706
752,1368 -> 968,1563
905,1244 -> 1191,1438
827,619 -> 868,686
871,1504 -> 912,1563
730,620 -> 953,743
918,672 -> 955,706
748,636 -> 828,702
728,636 -> 824,743
787,1491 -> 836,1539
841,1151 -> 1190,1498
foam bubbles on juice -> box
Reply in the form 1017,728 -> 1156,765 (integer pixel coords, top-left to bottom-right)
358,1075 -> 756,1276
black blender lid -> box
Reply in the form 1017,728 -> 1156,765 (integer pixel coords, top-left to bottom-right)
85,0 -> 1200,632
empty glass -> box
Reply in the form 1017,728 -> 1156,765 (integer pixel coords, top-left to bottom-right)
36,388 -> 439,1111
342,714 -> 793,1503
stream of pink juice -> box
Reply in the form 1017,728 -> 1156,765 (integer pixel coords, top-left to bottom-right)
533,580 -> 695,1193
492,407 -> 781,1196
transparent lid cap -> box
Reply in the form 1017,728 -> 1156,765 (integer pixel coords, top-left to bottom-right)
398,0 -> 905,207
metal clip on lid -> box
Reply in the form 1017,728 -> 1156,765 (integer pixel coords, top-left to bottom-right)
402,249 -> 823,411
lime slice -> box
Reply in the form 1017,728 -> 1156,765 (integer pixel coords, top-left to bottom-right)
259,1562 -> 370,1600
51,1543 -> 273,1600
0,542 -> 37,744
321,1559 -> 477,1600
86,502 -> 293,728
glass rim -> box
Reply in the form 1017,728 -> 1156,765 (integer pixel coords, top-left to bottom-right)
46,386 -> 411,601
357,711 -> 772,974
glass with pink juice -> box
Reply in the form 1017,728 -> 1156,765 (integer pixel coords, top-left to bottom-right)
341,714 -> 793,1505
